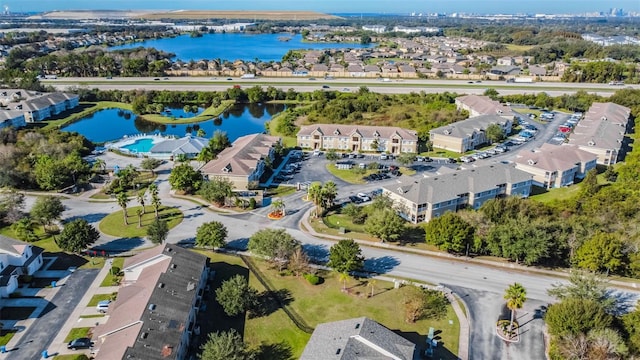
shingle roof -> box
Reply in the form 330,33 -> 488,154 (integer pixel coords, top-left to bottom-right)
515,144 -> 596,172
297,124 -> 418,141
200,133 -> 279,177
149,135 -> 208,155
383,163 -> 532,205
300,317 -> 417,360
0,235 -> 31,255
568,102 -> 630,150
430,114 -> 510,139
455,95 -> 515,118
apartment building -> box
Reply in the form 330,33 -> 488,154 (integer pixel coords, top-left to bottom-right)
297,124 -> 418,154
0,235 -> 44,298
454,95 -> 515,120
429,114 -> 513,153
0,89 -> 79,123
514,144 -> 597,188
382,164 -> 532,223
200,133 -> 281,190
567,102 -> 631,165
93,244 -> 209,360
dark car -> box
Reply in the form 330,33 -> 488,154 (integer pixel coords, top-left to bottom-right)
67,338 -> 93,350
322,85 -> 330,89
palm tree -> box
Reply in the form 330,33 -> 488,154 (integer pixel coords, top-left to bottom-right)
196,128 -> 206,137
271,199 -> 285,217
116,191 -> 129,225
504,283 -> 527,338
148,184 -> 161,218
321,181 -> 338,210
368,279 -> 377,298
92,158 -> 106,173
338,272 -> 350,291
197,146 -> 214,163
137,190 -> 146,215
136,208 -> 143,228
307,183 -> 323,217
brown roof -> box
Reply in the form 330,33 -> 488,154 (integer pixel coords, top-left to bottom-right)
123,244 -> 165,269
456,95 -> 515,117
297,124 -> 418,141
568,102 -> 630,150
200,133 -> 280,177
515,144 -> 595,172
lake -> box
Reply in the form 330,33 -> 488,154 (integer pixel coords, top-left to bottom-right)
62,103 -> 285,143
109,33 -> 375,61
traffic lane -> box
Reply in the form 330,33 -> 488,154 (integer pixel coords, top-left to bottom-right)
5,269 -> 99,360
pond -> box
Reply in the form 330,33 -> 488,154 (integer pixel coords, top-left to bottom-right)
110,32 -> 376,62
162,106 -> 204,119
61,103 -> 285,143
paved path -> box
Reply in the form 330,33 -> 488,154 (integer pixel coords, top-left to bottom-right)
4,269 -> 99,360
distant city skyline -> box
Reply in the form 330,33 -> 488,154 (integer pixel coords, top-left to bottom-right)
9,0 -> 640,14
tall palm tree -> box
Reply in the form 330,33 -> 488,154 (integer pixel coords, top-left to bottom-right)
307,183 -> 324,217
148,184 -> 161,218
504,283 -> 527,338
271,199 -> 285,216
137,189 -> 146,215
92,158 -> 106,173
339,272 -> 350,291
321,181 -> 338,210
116,191 -> 129,225
136,208 -> 143,228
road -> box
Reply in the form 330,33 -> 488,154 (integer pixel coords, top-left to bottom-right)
42,76 -> 638,97
5,269 -> 99,360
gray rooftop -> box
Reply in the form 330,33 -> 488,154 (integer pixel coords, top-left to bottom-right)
568,102 -> 630,150
384,163 -> 532,205
300,317 -> 417,360
149,135 -> 209,155
430,114 -> 510,139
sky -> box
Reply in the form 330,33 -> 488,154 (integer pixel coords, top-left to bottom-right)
9,0 -> 640,14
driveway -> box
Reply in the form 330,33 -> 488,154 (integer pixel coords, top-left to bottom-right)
5,269 -> 99,360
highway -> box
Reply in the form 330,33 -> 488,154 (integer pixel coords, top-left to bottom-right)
42,76 -> 638,97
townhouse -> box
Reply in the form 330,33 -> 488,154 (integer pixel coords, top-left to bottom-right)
200,133 -> 281,190
454,95 -> 515,120
0,235 -> 44,298
93,244 -> 209,360
567,102 -> 631,165
514,144 -> 597,189
0,89 -> 79,123
297,124 -> 418,154
382,163 -> 532,223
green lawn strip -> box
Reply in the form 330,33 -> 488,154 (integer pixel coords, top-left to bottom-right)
421,149 -> 463,159
98,205 -> 183,238
0,227 -> 61,252
0,330 -> 16,346
79,314 -> 105,319
42,101 -> 133,131
264,185 -> 297,198
87,293 -> 115,307
64,327 -> 91,342
100,258 -> 125,287
324,214 -> 367,233
53,355 -> 90,360
324,164 -> 374,184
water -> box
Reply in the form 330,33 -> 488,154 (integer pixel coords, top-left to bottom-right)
161,106 -> 204,119
109,33 -> 375,61
120,138 -> 155,152
62,103 -> 285,143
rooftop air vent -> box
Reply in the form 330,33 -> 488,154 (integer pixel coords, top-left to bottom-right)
171,264 -> 177,269
158,283 -> 165,289
140,332 -> 148,339
148,304 -> 156,311
187,282 -> 196,292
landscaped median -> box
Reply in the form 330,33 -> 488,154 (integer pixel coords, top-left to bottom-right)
98,205 -> 183,238
324,163 -> 416,184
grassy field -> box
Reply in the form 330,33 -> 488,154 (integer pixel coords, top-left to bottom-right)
53,355 -> 89,360
64,327 -> 91,342
505,44 -> 535,52
200,251 -> 460,359
87,293 -> 116,307
264,185 -> 298,198
140,100 -> 234,124
325,164 -> 416,184
98,206 -> 183,237
100,258 -> 125,287
264,112 -> 297,148
0,330 -> 16,346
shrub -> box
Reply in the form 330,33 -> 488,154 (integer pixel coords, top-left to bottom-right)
304,274 -> 322,285
110,266 -> 121,276
249,198 -> 257,209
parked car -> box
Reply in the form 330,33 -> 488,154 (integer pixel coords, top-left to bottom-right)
357,193 -> 371,201
96,300 -> 111,313
67,338 -> 93,350
380,154 -> 388,160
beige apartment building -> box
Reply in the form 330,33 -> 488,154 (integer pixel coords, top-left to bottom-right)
567,102 -> 631,165
297,124 -> 418,154
455,94 -> 515,119
429,114 -> 513,153
514,144 -> 597,189
382,163 -> 532,223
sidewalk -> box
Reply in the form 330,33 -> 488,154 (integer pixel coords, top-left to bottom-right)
45,259 -> 115,356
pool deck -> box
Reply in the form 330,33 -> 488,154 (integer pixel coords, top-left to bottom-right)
105,134 -> 173,155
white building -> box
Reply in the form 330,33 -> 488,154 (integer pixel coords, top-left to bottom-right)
0,236 -> 44,298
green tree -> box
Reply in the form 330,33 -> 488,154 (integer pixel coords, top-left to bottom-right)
325,149 -> 340,161
402,286 -> 448,323
116,191 -> 129,225
622,308 -> 640,354
504,283 -> 527,338
198,329 -> 252,360
29,196 -> 65,233
328,239 -> 365,273
57,219 -> 100,253
321,181 -> 338,210
209,130 -> 231,154
248,229 -> 300,269
92,158 -> 106,173
140,158 -> 162,175
215,275 -> 258,317
196,221 -> 228,249
11,217 -> 37,242
547,271 -> 617,312
168,163 -> 203,194
146,218 -> 169,244
485,123 -> 505,144
34,155 -> 67,190
137,189 -> 146,215
424,212 -> 475,254
484,88 -> 499,100
364,208 -> 406,242
580,168 -> 599,196
198,177 -> 234,206
574,232 -> 625,274
396,153 -> 416,166
545,298 -> 613,337
0,190 -> 25,223
270,199 -> 285,217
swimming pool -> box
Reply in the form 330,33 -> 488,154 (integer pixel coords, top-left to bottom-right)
120,138 -> 155,153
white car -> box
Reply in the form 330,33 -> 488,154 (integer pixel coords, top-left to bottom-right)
96,300 -> 111,313
356,193 -> 371,201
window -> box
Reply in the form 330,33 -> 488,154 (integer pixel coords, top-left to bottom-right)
352,137 -> 359,142
392,139 -> 399,144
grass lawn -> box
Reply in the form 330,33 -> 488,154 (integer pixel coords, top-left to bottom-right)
64,327 -> 91,342
325,164 -> 374,184
324,213 -> 367,233
98,206 -> 183,237
0,330 -> 16,346
0,227 -> 61,253
141,100 -> 234,124
504,44 -> 534,52
264,113 -> 298,148
79,314 -> 105,319
198,251 -> 459,359
100,258 -> 125,287
264,185 -> 297,198
90,172 -> 157,199
87,293 -> 116,307
53,355 -> 89,360
0,307 -> 36,320
420,149 -> 461,159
